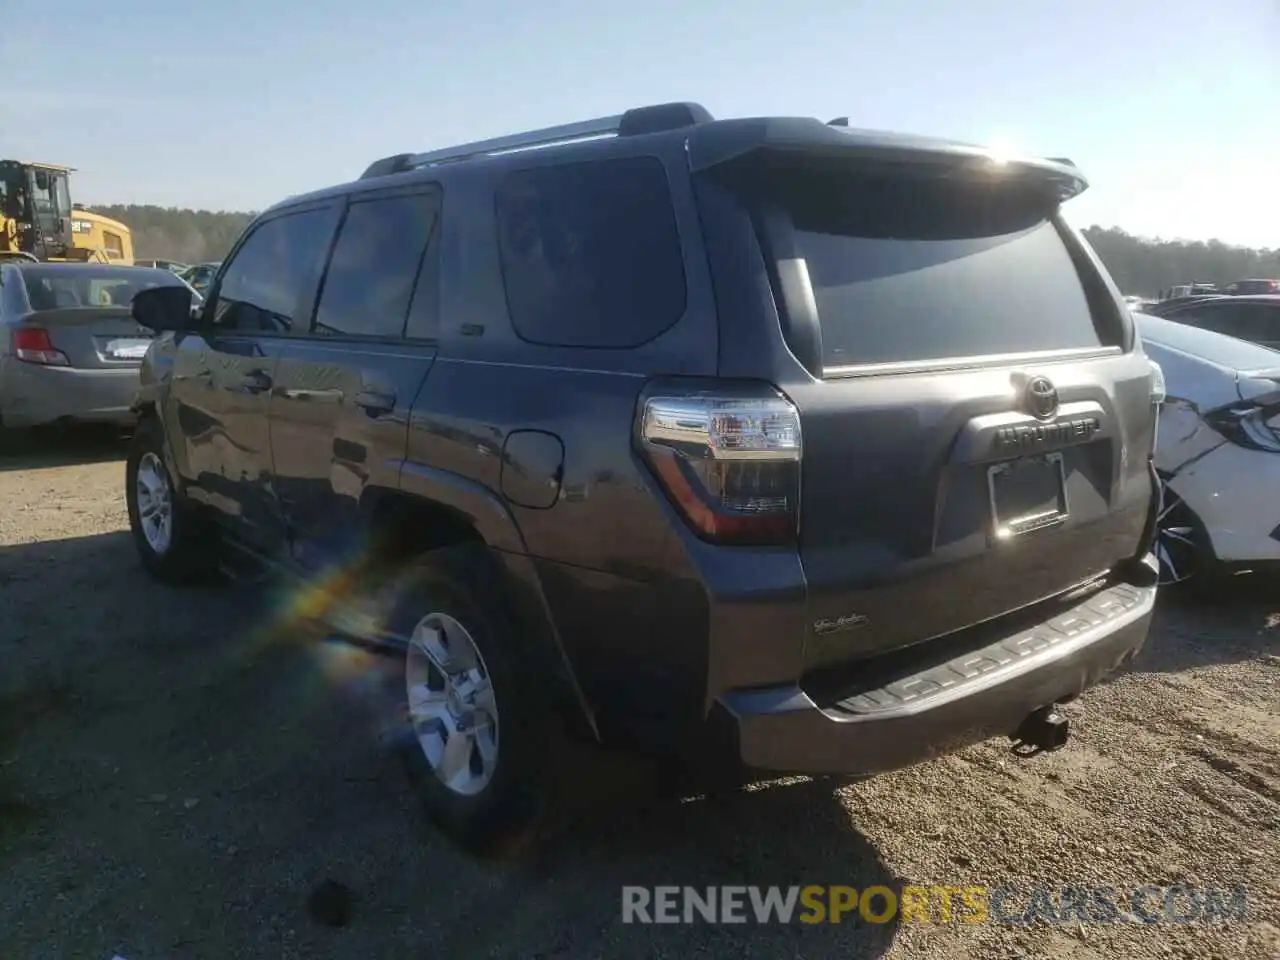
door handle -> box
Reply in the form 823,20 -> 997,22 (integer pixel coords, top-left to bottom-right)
278,387 -> 344,403
174,370 -> 213,384
353,389 -> 396,417
236,370 -> 273,395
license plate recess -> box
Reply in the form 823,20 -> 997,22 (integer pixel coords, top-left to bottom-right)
987,452 -> 1068,540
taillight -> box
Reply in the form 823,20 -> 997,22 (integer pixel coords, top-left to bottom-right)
637,388 -> 802,546
12,328 -> 69,366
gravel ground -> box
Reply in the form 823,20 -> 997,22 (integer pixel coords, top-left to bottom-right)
0,431 -> 1277,960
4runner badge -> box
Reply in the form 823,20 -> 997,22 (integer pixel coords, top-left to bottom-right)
994,415 -> 1101,454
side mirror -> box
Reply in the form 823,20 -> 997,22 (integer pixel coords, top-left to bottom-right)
133,285 -> 195,333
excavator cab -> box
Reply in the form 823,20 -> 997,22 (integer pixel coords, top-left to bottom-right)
0,160 -> 133,264
0,160 -> 75,259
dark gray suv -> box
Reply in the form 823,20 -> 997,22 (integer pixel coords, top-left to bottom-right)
125,101 -> 1163,855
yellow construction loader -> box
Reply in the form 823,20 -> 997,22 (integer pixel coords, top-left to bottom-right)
0,160 -> 134,265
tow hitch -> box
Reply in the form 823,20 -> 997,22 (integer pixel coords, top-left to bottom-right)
1011,705 -> 1071,757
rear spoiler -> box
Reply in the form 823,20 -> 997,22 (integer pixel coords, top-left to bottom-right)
686,117 -> 1088,201
16,305 -> 133,326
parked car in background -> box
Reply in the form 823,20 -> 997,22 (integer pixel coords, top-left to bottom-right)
1143,294 -> 1227,318
1136,312 -> 1280,584
178,261 -> 220,294
1223,278 -> 1280,296
136,259 -> 190,274
1159,282 -> 1219,300
0,262 -> 188,436
1156,295 -> 1280,349
124,100 -> 1162,855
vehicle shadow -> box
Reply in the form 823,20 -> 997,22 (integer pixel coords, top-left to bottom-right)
0,525 -> 905,958
402,755 -> 905,959
1130,573 -> 1280,675
0,425 -> 129,472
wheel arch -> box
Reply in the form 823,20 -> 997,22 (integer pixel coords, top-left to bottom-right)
366,462 -> 599,741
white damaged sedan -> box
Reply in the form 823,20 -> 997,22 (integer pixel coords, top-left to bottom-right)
1137,311 -> 1280,584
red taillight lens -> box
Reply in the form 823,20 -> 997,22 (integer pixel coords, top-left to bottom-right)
12,328 -> 69,366
637,390 -> 802,546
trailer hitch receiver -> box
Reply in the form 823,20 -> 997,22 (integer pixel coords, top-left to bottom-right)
1011,705 -> 1071,757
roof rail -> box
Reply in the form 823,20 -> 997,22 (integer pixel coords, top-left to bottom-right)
360,101 -> 712,180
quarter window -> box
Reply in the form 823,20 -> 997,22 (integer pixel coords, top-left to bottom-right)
495,156 -> 687,348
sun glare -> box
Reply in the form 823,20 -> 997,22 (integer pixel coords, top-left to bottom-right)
987,135 -> 1018,165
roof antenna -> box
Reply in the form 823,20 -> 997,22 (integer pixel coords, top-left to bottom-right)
827,116 -> 849,127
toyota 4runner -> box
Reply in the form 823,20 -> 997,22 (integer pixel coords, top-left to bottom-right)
125,101 -> 1164,854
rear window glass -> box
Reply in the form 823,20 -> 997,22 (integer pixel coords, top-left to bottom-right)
729,163 -> 1106,369
495,156 -> 687,348
21,267 -> 181,310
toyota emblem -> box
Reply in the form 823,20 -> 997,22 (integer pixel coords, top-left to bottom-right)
1025,376 -> 1059,419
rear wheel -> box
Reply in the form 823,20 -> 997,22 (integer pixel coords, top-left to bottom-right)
383,545 -> 559,858
125,416 -> 220,584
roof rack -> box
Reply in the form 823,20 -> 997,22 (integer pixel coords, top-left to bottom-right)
360,101 -> 713,180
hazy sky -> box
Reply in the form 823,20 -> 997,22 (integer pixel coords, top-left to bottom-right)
3,0 -> 1275,246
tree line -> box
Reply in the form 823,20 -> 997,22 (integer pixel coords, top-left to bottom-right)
90,204 -> 1276,296
90,205 -> 255,266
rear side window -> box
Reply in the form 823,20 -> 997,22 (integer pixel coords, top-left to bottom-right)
215,207 -> 336,333
725,161 -> 1108,369
1187,302 -> 1280,343
495,156 -> 687,348
313,191 -> 439,339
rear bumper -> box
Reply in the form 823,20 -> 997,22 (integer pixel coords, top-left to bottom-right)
0,358 -> 139,428
711,566 -> 1156,775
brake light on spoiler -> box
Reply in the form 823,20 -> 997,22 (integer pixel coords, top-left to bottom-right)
637,387 -> 802,546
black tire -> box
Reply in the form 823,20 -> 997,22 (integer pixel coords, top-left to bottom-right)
125,416 -> 220,584
383,544 -> 559,859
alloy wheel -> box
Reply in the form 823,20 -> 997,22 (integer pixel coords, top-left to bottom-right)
135,452 -> 175,556
1154,480 -> 1202,586
405,612 -> 500,796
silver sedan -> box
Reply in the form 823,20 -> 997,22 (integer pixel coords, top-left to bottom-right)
0,262 -> 189,434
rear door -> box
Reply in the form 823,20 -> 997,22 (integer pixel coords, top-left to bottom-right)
270,184 -> 441,572
700,150 -> 1156,671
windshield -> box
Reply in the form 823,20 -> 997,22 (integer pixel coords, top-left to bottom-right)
20,266 -> 183,310
26,169 -> 56,215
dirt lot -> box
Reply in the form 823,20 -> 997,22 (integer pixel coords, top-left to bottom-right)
0,433 -> 1277,960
